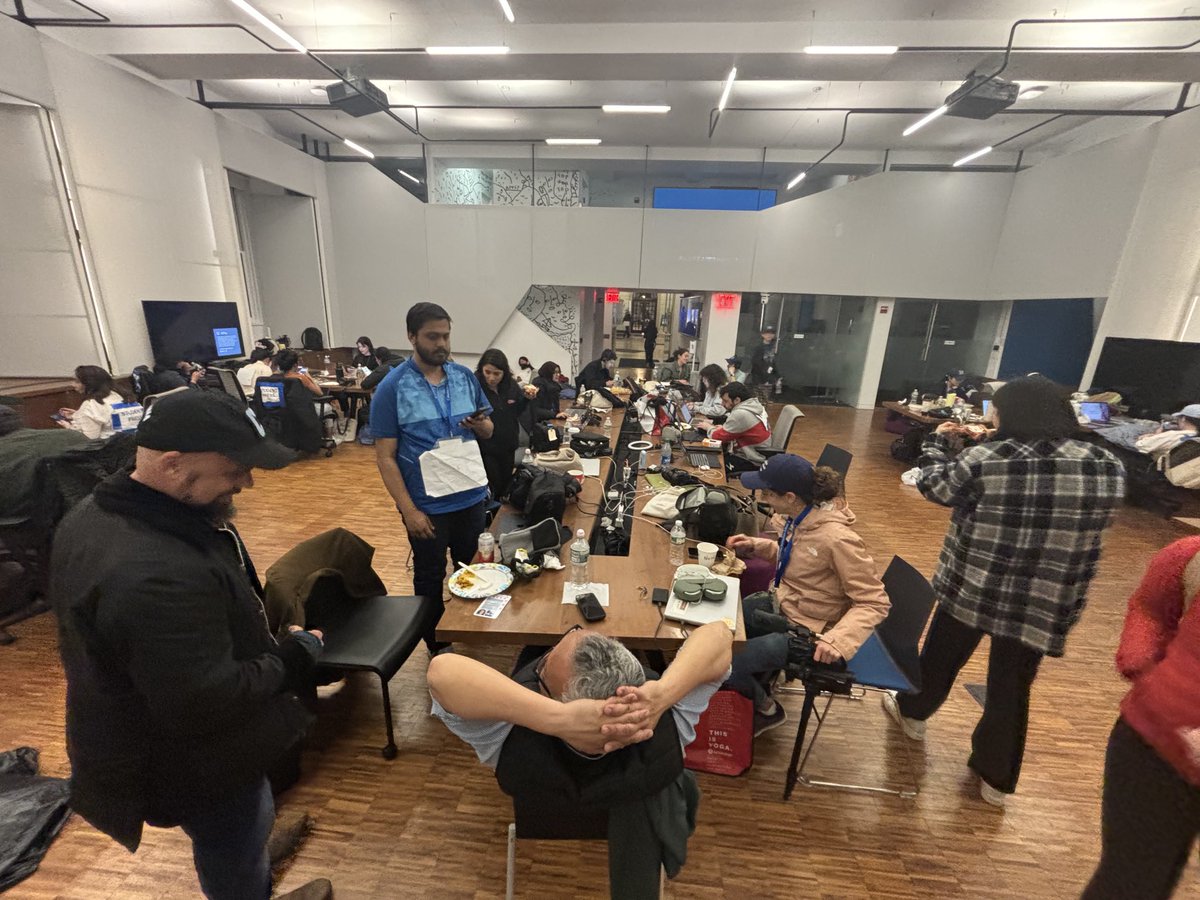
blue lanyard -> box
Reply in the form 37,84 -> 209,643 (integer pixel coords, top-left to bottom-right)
774,504 -> 813,588
422,370 -> 455,437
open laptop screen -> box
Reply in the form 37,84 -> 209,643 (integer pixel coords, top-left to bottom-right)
1079,401 -> 1111,424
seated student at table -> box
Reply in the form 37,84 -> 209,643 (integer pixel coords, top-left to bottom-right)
360,346 -> 406,392
274,349 -> 325,397
723,455 -> 890,734
1134,403 -> 1200,460
655,347 -> 692,387
149,359 -> 203,394
352,336 -> 377,370
576,349 -> 626,408
57,365 -> 140,440
691,364 -> 728,419
475,348 -> 537,501
236,347 -> 274,393
936,369 -> 979,400
726,356 -> 747,384
531,361 -> 567,421
693,382 -> 771,464
515,356 -> 536,386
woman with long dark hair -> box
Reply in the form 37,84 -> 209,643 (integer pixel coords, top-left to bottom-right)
531,361 -> 566,422
58,365 -> 135,440
882,377 -> 1126,807
474,349 -> 537,501
692,363 -> 728,418
352,336 -> 377,370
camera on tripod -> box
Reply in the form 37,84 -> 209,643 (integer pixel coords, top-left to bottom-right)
751,609 -> 855,695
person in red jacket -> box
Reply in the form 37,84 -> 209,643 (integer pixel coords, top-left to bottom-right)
1082,537 -> 1200,899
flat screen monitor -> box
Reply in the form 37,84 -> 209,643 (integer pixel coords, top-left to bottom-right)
142,300 -> 245,364
1090,337 -> 1200,419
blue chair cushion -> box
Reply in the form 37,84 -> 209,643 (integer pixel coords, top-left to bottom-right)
847,633 -> 914,694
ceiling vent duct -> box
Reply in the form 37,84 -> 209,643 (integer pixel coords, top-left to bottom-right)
944,73 -> 1020,120
326,77 -> 389,117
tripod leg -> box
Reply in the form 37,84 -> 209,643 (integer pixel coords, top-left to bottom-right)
783,689 -> 818,800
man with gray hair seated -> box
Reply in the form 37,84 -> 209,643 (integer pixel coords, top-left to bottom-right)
428,621 -> 731,896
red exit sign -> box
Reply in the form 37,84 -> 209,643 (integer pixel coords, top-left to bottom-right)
604,288 -> 621,303
712,292 -> 741,310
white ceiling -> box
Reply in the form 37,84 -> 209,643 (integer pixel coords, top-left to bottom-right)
9,0 -> 1199,165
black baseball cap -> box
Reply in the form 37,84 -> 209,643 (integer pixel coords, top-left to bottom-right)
137,390 -> 296,469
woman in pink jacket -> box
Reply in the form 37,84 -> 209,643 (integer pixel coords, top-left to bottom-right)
723,453 -> 891,735
1082,537 -> 1200,899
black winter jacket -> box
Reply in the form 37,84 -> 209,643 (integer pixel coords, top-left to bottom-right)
477,377 -> 529,453
50,471 -> 314,850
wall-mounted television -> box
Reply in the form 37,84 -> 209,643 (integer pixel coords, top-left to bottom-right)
1090,337 -> 1200,419
142,300 -> 245,364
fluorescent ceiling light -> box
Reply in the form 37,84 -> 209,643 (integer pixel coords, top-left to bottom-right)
310,86 -> 328,96
227,0 -> 307,53
803,45 -> 898,55
1018,85 -> 1049,100
718,67 -> 737,112
545,138 -> 602,145
902,104 -> 948,137
498,0 -> 515,23
343,139 -> 375,159
953,146 -> 993,167
425,45 -> 510,55
602,104 -> 671,114
397,168 -> 422,184
786,171 -> 807,190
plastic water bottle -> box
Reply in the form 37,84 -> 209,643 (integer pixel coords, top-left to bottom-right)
669,520 -> 686,567
661,440 -> 672,467
909,388 -> 919,405
522,447 -> 533,465
569,528 -> 590,589
603,414 -> 612,434
323,354 -> 332,375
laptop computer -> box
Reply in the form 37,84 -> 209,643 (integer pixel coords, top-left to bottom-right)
676,401 -> 693,425
686,447 -> 722,468
665,573 -> 740,632
1079,401 -> 1111,424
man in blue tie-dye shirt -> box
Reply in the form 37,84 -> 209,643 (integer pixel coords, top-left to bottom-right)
371,302 -> 494,652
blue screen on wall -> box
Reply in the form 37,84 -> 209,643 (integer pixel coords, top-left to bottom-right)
652,187 -> 776,211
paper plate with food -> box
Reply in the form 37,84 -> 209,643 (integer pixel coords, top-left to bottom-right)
448,562 -> 514,599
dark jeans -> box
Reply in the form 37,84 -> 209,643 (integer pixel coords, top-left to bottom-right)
897,605 -> 1043,793
177,777 -> 274,900
644,341 -> 655,366
481,447 -> 518,502
725,593 -> 787,706
1082,718 -> 1200,900
407,499 -> 487,651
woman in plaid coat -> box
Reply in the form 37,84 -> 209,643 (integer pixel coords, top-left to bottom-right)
883,377 -> 1125,806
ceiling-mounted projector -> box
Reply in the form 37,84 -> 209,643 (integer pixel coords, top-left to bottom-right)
944,73 -> 1020,120
325,77 -> 388,117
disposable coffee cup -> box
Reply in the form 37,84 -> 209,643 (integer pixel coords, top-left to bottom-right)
567,468 -> 585,485
696,542 -> 719,568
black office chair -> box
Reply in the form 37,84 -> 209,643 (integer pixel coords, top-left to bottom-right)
251,376 -> 335,458
303,576 -> 440,760
815,443 -> 853,479
783,555 -> 936,801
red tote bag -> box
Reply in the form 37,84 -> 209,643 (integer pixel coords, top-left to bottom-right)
683,689 -> 754,776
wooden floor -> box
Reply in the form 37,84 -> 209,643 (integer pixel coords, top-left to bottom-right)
4,405 -> 1198,899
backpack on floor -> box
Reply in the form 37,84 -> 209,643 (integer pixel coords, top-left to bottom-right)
890,427 -> 927,463
1161,438 -> 1200,488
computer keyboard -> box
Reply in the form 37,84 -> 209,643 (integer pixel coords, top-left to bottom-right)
687,449 -> 722,468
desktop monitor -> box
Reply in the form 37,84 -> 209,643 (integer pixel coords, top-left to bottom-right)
1091,337 -> 1200,419
142,300 -> 246,364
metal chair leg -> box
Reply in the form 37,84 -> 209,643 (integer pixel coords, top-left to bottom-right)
792,687 -> 920,799
506,822 -> 516,900
378,671 -> 397,759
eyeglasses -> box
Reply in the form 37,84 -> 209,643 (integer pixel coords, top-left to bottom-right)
534,624 -> 584,696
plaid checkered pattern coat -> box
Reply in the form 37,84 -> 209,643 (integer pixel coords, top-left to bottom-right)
917,433 -> 1125,656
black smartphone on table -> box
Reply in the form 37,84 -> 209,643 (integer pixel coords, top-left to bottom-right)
575,592 -> 607,622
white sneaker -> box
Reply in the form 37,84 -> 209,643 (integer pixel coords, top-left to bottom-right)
881,692 -> 926,741
979,780 -> 1007,808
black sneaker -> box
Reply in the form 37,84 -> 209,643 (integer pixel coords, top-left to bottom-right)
753,704 -> 788,736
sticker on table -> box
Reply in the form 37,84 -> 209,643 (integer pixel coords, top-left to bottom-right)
473,594 -> 512,619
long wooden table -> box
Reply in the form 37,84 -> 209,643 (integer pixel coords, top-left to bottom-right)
436,409 -> 746,650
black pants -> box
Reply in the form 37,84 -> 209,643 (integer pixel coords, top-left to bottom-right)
644,340 -> 655,366
406,500 -> 486,652
481,447 -> 518,502
1082,718 -> 1200,900
897,606 -> 1043,793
